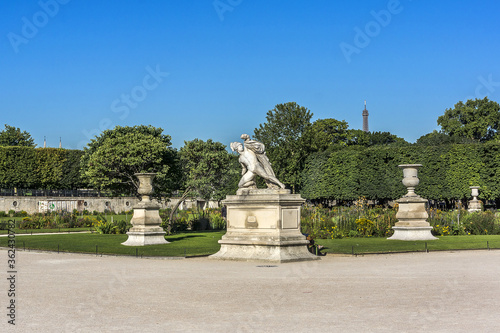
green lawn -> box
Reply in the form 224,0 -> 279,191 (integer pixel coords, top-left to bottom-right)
316,235 -> 500,254
0,227 -> 93,234
0,214 -> 132,234
0,231 -> 225,257
1,232 -> 499,257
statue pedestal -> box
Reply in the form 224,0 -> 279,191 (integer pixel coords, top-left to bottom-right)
468,187 -> 482,212
468,200 -> 482,212
388,195 -> 437,241
210,189 -> 319,263
122,201 -> 168,246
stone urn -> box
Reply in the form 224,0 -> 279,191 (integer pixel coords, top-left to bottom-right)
122,172 -> 168,246
135,173 -> 156,201
400,164 -> 422,196
468,186 -> 482,212
470,186 -> 480,201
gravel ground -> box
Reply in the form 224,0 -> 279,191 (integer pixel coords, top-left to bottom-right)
1,249 -> 499,333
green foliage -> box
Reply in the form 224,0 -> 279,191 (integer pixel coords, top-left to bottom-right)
346,130 -> 409,147
208,209 -> 226,230
254,102 -> 313,192
303,118 -> 350,152
81,125 -> 179,197
429,209 -> 500,236
35,148 -> 66,189
17,212 -> 97,229
0,146 -> 37,188
93,218 -> 130,234
0,124 -> 35,147
416,130 -> 473,145
179,138 -> 238,202
0,147 -> 85,189
300,152 -> 332,200
437,97 -> 500,142
301,142 -> 500,203
300,203 -> 397,239
60,150 -> 86,188
301,204 -> 499,239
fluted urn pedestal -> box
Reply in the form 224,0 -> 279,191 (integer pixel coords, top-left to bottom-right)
388,164 -> 438,241
468,186 -> 482,212
210,189 -> 319,263
122,173 -> 168,246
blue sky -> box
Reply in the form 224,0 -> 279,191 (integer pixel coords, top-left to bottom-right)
1,0 -> 500,149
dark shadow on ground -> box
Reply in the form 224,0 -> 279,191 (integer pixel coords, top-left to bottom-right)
166,235 -> 204,242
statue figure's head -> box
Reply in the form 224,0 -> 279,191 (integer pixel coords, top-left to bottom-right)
240,134 -> 250,141
230,142 -> 243,152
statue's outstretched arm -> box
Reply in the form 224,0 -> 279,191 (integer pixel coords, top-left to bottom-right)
240,163 -> 247,176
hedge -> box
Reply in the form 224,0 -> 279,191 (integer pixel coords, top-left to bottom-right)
301,142 -> 500,203
0,147 -> 85,189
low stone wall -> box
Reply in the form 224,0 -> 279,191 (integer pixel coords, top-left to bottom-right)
0,196 -> 219,214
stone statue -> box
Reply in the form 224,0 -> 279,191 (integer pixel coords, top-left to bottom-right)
230,134 -> 285,189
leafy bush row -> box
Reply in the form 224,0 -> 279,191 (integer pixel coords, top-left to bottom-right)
0,147 -> 86,189
301,142 -> 500,204
300,201 -> 500,239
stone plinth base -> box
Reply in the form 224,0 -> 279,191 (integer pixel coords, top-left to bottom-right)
121,228 -> 168,246
387,194 -> 438,241
468,200 -> 482,212
211,231 -> 317,263
209,189 -> 318,263
122,201 -> 168,246
388,227 -> 438,241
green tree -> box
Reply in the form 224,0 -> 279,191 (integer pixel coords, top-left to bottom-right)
167,139 -> 238,233
347,130 -> 408,147
80,125 -> 179,197
303,118 -> 350,152
437,97 -> 500,142
0,124 -> 36,147
415,130 -> 473,145
254,102 -> 313,192
369,131 -> 408,146
60,150 -> 87,189
178,138 -> 237,202
36,148 -> 66,189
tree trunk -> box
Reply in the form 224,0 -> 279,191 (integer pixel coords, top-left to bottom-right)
167,186 -> 192,234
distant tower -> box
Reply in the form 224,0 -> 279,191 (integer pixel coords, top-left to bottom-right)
43,136 -> 47,148
59,137 -> 62,148
362,101 -> 369,132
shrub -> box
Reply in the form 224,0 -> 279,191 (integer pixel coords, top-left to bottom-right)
14,210 -> 28,217
462,211 -> 497,235
19,217 -> 35,229
93,219 -> 115,234
209,210 -> 225,230
356,218 -> 375,237
75,216 -> 96,228
114,219 -> 131,234
93,218 -> 130,234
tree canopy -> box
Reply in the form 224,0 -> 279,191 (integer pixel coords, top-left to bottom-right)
0,124 -> 36,147
80,125 -> 179,197
303,118 -> 350,152
415,130 -> 473,145
347,130 -> 408,147
301,142 -> 500,205
178,138 -> 238,202
254,102 -> 313,193
437,97 -> 500,142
